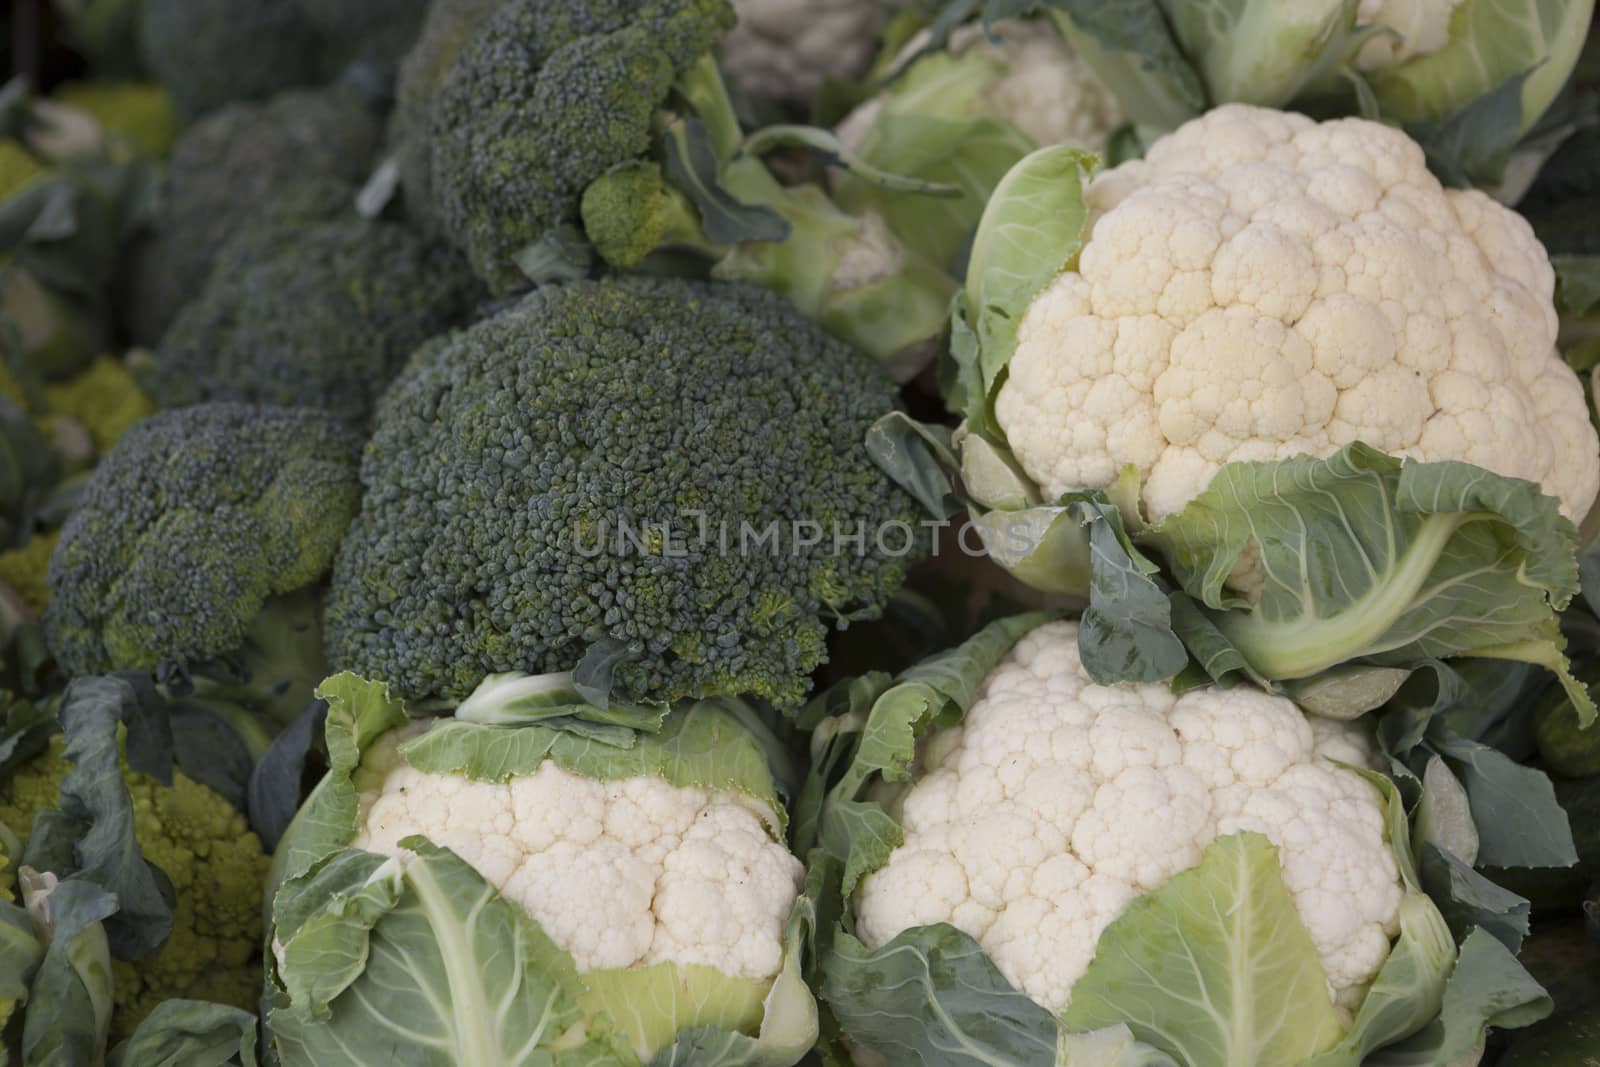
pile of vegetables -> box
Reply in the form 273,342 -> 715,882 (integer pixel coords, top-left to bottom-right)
2,0 -> 1599,1063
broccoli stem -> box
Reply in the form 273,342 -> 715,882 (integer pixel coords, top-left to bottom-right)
188,586 -> 330,729
674,54 -> 742,164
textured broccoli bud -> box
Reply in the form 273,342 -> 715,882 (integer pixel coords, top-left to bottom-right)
43,404 -> 363,719
580,161 -> 710,269
138,0 -> 324,121
426,0 -> 733,291
326,276 -> 927,708
119,86 -> 383,345
142,180 -> 482,423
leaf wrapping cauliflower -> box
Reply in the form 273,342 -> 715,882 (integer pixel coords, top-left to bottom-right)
1354,0 -> 1465,68
721,0 -> 884,102
351,733 -> 804,981
854,620 -> 1404,1017
993,104 -> 1600,523
838,19 -> 1124,157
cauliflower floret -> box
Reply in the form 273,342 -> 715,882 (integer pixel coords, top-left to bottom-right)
352,759 -> 804,979
837,19 -> 1123,154
721,0 -> 884,103
994,105 -> 1600,523
854,620 -> 1406,1017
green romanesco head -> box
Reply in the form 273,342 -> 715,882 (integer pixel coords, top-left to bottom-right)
0,530 -> 60,613
0,141 -> 45,201
141,179 -> 481,423
0,733 -> 269,1042
51,83 -> 179,160
325,276 -> 928,708
45,355 -> 155,454
43,402 -> 364,676
428,0 -> 733,291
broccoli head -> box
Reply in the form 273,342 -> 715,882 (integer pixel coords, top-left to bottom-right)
120,85 -> 383,345
138,0 -> 324,121
427,0 -> 733,290
390,0 -> 506,236
143,180 -> 482,423
44,404 -> 363,720
0,732 -> 268,1042
325,276 -> 927,708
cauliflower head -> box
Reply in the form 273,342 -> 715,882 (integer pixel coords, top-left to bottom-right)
351,732 -> 803,980
838,19 -> 1123,156
854,619 -> 1404,1017
721,0 -> 884,103
1355,0 -> 1463,68
0,733 -> 269,1041
994,105 -> 1600,523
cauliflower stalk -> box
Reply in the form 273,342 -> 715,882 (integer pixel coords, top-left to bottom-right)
833,17 -> 1123,274
875,106 -> 1597,714
804,614 -> 1552,1066
265,672 -> 819,1067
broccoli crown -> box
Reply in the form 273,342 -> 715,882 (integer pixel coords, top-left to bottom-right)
121,85 -> 382,345
326,276 -> 926,708
44,402 -> 364,675
429,0 -> 733,291
390,0 -> 506,236
144,180 -> 482,423
45,355 -> 155,454
0,733 -> 268,1042
138,0 -> 324,121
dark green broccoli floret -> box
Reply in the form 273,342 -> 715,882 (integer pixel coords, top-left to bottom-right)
142,180 -> 482,423
325,276 -> 927,708
426,0 -> 733,291
138,0 -> 324,121
390,0 -> 507,236
120,85 -> 383,345
44,404 -> 363,721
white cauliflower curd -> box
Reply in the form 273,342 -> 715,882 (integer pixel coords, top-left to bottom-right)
993,104 -> 1600,523
854,620 -> 1405,1016
351,732 -> 804,981
721,0 -> 885,103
